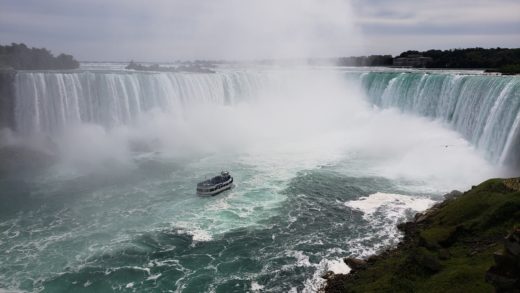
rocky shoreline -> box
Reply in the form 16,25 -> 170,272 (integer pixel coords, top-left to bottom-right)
323,178 -> 520,292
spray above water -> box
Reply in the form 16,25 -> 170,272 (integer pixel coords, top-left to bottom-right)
51,0 -> 364,61
7,68 -> 505,190
1,1 -> 518,292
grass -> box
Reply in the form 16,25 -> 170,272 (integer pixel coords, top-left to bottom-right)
325,178 -> 520,293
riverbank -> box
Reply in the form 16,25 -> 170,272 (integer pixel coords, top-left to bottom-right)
324,178 -> 520,292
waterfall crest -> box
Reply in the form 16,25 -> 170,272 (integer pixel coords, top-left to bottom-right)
359,72 -> 520,166
14,71 -> 272,134
11,69 -> 520,167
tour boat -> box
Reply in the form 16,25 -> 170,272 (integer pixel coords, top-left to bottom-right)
196,171 -> 234,196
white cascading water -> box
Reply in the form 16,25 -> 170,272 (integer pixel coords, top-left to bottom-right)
13,69 -> 520,167
3,66 -> 519,293
14,71 -> 271,133
358,72 -> 520,165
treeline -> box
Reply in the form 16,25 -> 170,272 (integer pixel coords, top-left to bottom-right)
304,55 -> 393,66
398,47 -> 520,70
0,43 -> 79,70
125,60 -> 215,73
335,55 -> 393,66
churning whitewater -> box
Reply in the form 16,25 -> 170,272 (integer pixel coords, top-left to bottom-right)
12,68 -> 520,166
0,65 -> 518,292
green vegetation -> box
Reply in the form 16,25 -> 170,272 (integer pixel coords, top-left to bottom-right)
125,60 -> 215,73
487,64 -> 520,75
326,178 -> 520,293
398,48 -> 520,73
334,55 -> 393,67
0,43 -> 79,70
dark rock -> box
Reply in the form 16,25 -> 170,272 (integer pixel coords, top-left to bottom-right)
468,250 -> 479,257
505,239 -> 520,258
326,178 -> 520,293
486,228 -> 520,292
493,251 -> 517,270
438,249 -> 451,260
321,270 -> 335,280
415,214 -> 429,223
503,178 -> 520,191
343,258 -> 367,270
443,190 -> 463,200
418,235 -> 440,250
409,248 -> 441,273
485,267 -> 519,291
397,221 -> 416,236
439,225 -> 468,248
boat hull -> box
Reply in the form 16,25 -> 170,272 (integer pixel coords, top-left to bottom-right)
197,182 -> 234,197
196,175 -> 234,197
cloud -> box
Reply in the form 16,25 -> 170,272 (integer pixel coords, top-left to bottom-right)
353,0 -> 520,34
0,0 -> 362,61
0,0 -> 518,60
351,0 -> 520,54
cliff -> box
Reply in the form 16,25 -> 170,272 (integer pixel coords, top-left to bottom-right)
325,178 -> 520,292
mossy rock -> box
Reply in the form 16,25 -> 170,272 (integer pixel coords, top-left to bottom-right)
325,177 -> 520,293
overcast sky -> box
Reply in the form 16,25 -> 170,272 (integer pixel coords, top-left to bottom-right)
1,0 -> 519,61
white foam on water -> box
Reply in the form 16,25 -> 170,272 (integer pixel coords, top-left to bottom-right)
2,66 -> 511,292
188,229 -> 214,242
302,258 -> 351,293
344,192 -> 435,257
175,225 -> 213,242
146,273 -> 162,281
286,250 -> 312,268
0,289 -> 27,293
251,281 -> 264,291
327,259 -> 351,275
345,192 -> 435,219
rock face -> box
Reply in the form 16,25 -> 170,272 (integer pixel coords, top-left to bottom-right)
486,228 -> 520,292
0,70 -> 16,129
325,178 -> 520,293
443,190 -> 462,200
504,178 -> 520,192
343,258 -> 367,271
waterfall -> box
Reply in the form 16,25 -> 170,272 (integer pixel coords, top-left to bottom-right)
9,69 -> 520,168
13,71 -> 273,134
358,72 -> 520,166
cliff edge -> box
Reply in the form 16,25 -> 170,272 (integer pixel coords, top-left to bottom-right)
325,178 -> 520,293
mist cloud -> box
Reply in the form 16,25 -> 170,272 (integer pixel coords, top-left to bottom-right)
0,0 -> 518,60
0,0 -> 362,61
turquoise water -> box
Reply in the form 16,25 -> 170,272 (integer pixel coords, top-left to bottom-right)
0,153 -> 439,292
0,66 -> 516,292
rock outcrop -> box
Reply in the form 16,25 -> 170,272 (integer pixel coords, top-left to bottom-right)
486,228 -> 520,292
325,178 -> 520,293
343,258 -> 367,271
504,178 -> 520,192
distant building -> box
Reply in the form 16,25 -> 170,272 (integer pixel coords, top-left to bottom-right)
393,55 -> 433,68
